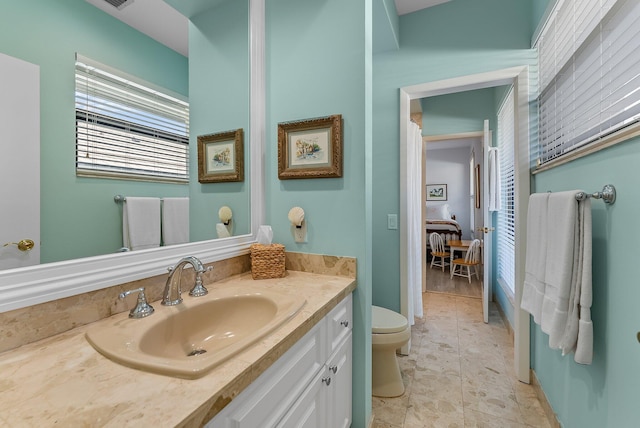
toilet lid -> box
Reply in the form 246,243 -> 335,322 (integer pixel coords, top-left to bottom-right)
372,306 -> 408,334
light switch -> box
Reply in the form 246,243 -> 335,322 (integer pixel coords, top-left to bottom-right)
387,214 -> 398,230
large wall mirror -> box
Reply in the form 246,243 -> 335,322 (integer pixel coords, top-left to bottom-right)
0,0 -> 265,312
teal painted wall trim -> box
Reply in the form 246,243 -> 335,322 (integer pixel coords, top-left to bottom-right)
0,0 -> 188,263
266,0 -> 372,425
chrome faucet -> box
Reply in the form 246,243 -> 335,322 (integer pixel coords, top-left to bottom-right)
162,256 -> 210,306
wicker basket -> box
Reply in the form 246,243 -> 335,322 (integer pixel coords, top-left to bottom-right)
250,243 -> 286,279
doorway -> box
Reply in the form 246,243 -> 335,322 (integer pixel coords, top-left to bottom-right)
424,133 -> 483,298
399,66 -> 531,383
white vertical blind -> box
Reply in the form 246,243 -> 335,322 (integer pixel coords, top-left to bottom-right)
75,54 -> 189,182
537,0 -> 640,165
497,87 -> 515,294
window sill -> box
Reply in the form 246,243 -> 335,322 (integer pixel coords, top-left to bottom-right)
533,121 -> 640,174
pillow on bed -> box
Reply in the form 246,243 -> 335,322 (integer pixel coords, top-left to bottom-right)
426,204 -> 452,220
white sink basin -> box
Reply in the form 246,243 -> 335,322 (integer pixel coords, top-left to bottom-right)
86,285 -> 306,379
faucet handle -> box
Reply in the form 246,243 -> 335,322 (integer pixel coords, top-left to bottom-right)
190,266 -> 213,297
119,287 -> 155,319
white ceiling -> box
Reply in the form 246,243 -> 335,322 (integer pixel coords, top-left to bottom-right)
85,0 -> 449,57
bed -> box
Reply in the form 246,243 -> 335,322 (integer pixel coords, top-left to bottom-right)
426,204 -> 462,242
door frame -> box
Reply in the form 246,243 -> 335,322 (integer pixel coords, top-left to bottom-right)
399,66 -> 531,383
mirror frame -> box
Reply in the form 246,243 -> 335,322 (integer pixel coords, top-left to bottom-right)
0,0 -> 265,313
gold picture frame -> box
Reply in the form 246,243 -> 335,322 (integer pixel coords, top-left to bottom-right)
197,128 -> 244,183
277,114 -> 343,180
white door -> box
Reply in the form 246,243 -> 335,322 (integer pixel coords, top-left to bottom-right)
0,53 -> 40,270
481,120 -> 493,323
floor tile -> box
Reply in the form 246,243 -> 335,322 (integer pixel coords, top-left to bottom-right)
372,271 -> 553,428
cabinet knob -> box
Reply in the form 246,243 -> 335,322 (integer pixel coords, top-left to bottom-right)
340,320 -> 349,328
322,376 -> 331,386
329,365 -> 338,374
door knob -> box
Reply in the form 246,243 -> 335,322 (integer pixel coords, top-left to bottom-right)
477,227 -> 495,234
3,239 -> 35,251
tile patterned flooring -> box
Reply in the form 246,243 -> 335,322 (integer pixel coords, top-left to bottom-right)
372,269 -> 552,428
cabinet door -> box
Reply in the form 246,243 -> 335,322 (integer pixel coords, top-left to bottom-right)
327,332 -> 352,428
276,369 -> 327,428
206,322 -> 325,428
327,294 -> 352,356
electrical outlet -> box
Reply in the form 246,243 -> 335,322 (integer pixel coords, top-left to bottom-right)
387,214 -> 398,230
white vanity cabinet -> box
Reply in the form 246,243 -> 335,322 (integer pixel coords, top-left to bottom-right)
207,294 -> 352,428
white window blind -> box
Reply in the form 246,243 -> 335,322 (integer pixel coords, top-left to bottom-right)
497,88 -> 515,294
537,0 -> 640,165
75,54 -> 189,182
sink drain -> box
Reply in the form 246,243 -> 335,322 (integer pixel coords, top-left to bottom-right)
187,349 -> 207,357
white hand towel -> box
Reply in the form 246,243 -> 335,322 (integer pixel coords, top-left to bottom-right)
521,193 -> 549,324
123,197 -> 161,251
543,191 -> 578,348
162,197 -> 190,246
560,198 -> 593,364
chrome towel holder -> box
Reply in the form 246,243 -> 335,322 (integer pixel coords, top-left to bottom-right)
575,184 -> 616,205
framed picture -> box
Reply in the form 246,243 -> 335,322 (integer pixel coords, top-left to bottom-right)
197,128 -> 244,183
426,184 -> 447,201
475,164 -> 481,209
278,114 -> 343,179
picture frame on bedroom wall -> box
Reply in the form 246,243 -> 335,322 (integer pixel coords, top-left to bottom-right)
426,184 -> 447,201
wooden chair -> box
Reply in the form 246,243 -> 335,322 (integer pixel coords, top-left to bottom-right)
450,239 -> 481,283
428,232 -> 450,271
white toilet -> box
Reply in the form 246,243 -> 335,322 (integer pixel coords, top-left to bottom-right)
371,305 -> 411,397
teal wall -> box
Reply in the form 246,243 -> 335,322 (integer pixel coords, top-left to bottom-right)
189,1 -> 250,241
372,0 -> 536,313
266,0 -> 372,425
421,88 -> 497,137
373,0 -> 400,53
0,0 -> 188,263
533,139 -> 640,427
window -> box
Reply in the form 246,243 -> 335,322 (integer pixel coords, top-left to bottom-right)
536,0 -> 640,167
497,87 -> 515,294
75,54 -> 189,182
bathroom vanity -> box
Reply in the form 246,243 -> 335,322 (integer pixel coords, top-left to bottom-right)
0,271 -> 355,427
207,294 -> 352,427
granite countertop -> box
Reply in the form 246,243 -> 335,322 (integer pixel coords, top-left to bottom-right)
0,271 -> 356,427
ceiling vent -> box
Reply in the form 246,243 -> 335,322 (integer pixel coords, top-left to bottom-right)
102,0 -> 134,10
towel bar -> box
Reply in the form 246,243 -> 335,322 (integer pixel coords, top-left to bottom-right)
575,184 -> 616,205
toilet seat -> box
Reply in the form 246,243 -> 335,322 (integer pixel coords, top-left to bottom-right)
372,306 -> 408,334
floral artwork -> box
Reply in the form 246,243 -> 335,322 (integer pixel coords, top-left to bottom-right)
208,144 -> 233,171
278,115 -> 342,179
290,130 -> 329,166
197,129 -> 244,183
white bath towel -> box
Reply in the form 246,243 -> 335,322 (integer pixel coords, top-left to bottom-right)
560,198 -> 593,364
521,190 -> 594,364
521,192 -> 549,324
542,191 -> 578,348
123,197 -> 161,251
488,147 -> 502,211
162,197 -> 190,246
